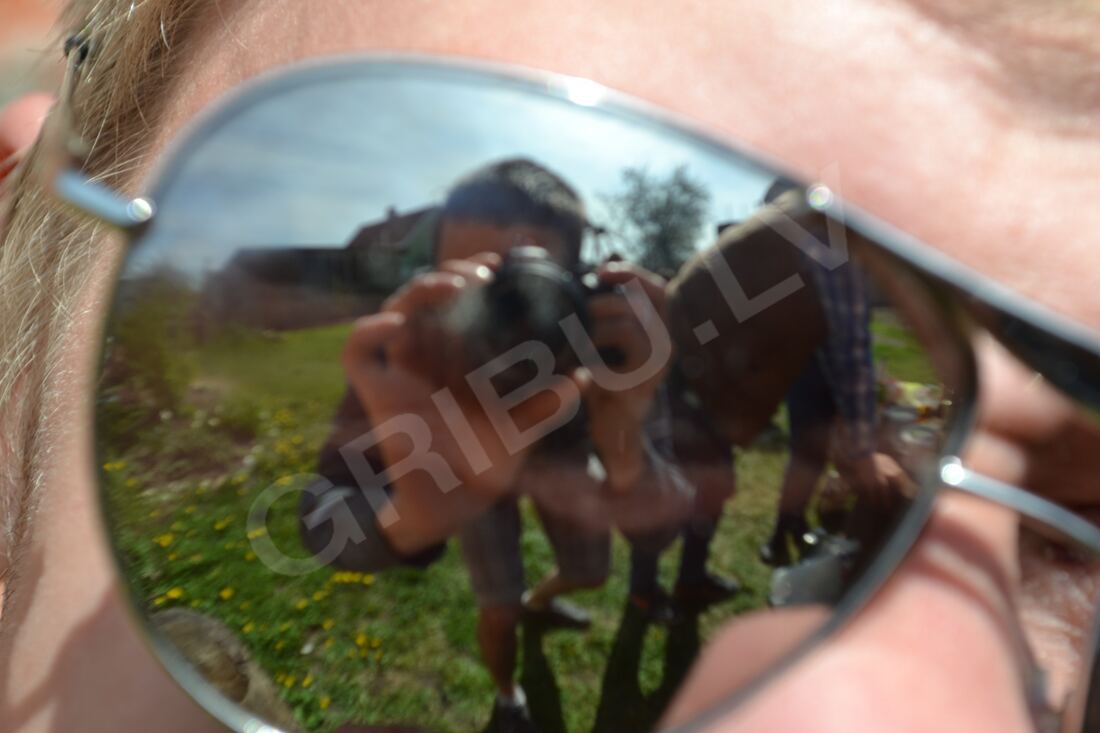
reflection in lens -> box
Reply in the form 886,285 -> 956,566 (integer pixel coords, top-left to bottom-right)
96,63 -> 966,733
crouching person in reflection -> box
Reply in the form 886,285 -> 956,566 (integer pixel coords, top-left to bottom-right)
668,177 -> 914,609
298,158 -> 681,732
754,179 -> 910,574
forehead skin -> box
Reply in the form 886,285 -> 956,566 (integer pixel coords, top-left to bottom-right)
157,0 -> 1100,326
5,1 -> 1100,732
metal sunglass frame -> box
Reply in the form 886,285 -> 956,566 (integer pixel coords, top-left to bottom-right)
38,35 -> 1100,733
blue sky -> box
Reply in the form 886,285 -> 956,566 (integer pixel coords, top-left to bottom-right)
128,73 -> 777,278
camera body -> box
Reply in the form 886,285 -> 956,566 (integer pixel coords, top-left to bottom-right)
443,246 -> 621,398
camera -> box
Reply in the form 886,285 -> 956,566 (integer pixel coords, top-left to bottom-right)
441,246 -> 624,398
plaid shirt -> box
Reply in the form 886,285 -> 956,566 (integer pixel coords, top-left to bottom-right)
803,230 -> 878,459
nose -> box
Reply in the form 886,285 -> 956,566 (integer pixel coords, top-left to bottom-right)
956,335 -> 1100,729
967,335 -> 1100,511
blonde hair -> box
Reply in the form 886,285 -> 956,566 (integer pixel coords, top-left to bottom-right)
0,0 -> 205,591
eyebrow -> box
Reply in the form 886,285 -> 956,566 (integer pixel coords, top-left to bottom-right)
904,0 -> 1100,131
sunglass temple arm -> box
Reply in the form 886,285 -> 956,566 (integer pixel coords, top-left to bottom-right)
47,34 -> 155,234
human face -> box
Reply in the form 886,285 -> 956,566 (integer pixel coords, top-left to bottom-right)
3,2 -> 1099,733
435,218 -> 572,266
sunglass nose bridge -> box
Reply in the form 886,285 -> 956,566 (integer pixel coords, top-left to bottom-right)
939,457 -> 1100,557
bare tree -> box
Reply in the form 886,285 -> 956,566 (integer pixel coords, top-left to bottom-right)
602,165 -> 710,277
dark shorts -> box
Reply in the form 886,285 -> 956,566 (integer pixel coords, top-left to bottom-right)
458,496 -> 611,608
787,355 -> 836,464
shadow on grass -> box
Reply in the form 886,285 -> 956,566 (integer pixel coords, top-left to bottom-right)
589,604 -> 701,733
490,606 -> 702,733
519,625 -> 567,733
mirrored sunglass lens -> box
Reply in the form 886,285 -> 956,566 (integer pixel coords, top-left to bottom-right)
96,62 -> 968,733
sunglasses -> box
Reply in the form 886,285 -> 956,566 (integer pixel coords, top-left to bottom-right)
42,37 -> 1100,733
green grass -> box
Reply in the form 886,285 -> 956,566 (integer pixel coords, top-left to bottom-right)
101,309 -> 937,732
870,308 -> 938,385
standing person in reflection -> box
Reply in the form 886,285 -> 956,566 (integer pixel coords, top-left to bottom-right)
758,179 -> 909,567
299,157 -> 680,732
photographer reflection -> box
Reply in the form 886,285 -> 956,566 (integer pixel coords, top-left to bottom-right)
298,158 -> 681,731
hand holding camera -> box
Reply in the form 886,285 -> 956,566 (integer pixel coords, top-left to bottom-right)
342,248 -> 670,506
341,252 -> 582,511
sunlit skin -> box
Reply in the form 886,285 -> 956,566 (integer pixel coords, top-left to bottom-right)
2,1 -> 1100,732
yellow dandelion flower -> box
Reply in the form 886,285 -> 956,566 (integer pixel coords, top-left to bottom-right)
246,527 -> 267,540
312,590 -> 328,602
275,476 -> 293,487
295,598 -> 309,611
322,618 -> 335,631
166,587 -> 184,600
153,533 -> 175,548
279,621 -> 292,632
370,638 -> 381,650
362,574 -> 375,587
218,587 -> 235,601
167,552 -> 179,562
319,695 -> 331,711
274,640 -> 286,651
242,621 -> 255,634
243,551 -> 257,562
302,674 -> 313,689
153,596 -> 167,607
213,517 -> 232,532
355,632 -> 368,648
